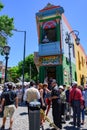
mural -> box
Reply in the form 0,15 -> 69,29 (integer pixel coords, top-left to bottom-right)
39,56 -> 61,66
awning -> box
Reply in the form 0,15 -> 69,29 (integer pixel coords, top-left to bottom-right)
43,20 -> 56,29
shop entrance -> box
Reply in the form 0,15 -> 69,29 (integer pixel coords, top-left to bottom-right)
46,66 -> 56,79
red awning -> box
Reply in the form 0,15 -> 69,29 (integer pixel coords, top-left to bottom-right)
43,20 -> 56,29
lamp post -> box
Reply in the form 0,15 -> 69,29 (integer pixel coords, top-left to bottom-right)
65,30 -> 80,85
13,29 -> 26,98
3,45 -> 10,83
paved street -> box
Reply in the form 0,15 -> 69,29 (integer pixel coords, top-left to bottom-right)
0,105 -> 87,130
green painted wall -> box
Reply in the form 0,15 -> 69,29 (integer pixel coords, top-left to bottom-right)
56,23 -> 60,41
62,55 -> 77,85
56,65 -> 63,85
39,66 -> 46,83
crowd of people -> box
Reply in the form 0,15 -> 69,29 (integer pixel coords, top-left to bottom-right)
0,79 -> 87,130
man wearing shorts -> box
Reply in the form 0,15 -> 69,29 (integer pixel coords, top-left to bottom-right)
0,83 -> 18,130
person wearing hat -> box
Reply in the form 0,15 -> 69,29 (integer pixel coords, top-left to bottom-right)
69,81 -> 84,128
49,79 -> 62,129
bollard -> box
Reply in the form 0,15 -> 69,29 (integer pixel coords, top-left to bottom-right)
29,101 -> 41,130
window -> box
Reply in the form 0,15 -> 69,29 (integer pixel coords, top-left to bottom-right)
66,57 -> 69,64
42,28 -> 57,42
81,56 -> 84,67
42,20 -> 57,43
78,51 -> 81,70
75,71 -> 77,81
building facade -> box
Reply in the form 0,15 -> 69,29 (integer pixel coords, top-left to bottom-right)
35,3 -> 87,85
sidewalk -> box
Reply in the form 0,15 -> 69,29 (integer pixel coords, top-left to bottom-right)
0,106 -> 87,130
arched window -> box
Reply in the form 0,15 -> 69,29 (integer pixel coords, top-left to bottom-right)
42,20 -> 57,43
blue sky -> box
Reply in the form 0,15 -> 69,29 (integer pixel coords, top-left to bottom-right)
0,0 -> 87,67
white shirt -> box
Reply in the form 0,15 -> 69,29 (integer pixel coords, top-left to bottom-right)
23,87 -> 40,103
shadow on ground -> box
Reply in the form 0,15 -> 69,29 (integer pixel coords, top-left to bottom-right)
45,128 -> 61,130
0,128 -> 9,130
19,112 -> 28,116
64,126 -> 87,130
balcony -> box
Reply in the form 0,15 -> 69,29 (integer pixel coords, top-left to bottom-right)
39,41 -> 61,56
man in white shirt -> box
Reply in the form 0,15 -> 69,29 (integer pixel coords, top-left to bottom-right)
24,81 -> 40,114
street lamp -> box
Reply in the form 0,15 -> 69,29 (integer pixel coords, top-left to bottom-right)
65,30 -> 80,85
3,45 -> 10,83
13,29 -> 26,98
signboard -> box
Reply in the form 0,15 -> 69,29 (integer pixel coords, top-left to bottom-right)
39,56 -> 61,66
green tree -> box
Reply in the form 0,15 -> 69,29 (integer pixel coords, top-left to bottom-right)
8,54 -> 38,82
8,66 -> 20,82
0,2 -> 4,11
0,15 -> 14,45
18,54 -> 38,81
0,2 -> 14,54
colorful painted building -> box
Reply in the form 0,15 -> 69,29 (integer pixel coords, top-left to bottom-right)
75,44 -> 87,85
35,3 -> 87,85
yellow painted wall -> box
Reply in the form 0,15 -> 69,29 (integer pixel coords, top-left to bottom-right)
75,43 -> 87,85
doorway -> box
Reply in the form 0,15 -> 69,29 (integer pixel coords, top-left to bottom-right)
46,66 -> 56,79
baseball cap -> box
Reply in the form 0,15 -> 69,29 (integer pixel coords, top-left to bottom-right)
72,81 -> 77,87
59,85 -> 64,90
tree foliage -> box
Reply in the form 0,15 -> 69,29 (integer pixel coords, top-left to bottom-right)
8,54 -> 38,82
0,2 -> 14,54
0,2 -> 4,11
8,66 -> 19,82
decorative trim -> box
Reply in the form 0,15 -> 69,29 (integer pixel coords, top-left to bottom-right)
42,20 -> 56,29
39,16 -> 61,22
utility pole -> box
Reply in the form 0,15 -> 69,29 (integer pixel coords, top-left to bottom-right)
30,64 -> 31,81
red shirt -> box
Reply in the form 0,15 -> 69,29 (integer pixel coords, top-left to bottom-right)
69,87 -> 83,105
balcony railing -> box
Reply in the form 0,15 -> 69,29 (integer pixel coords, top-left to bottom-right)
39,41 -> 61,56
